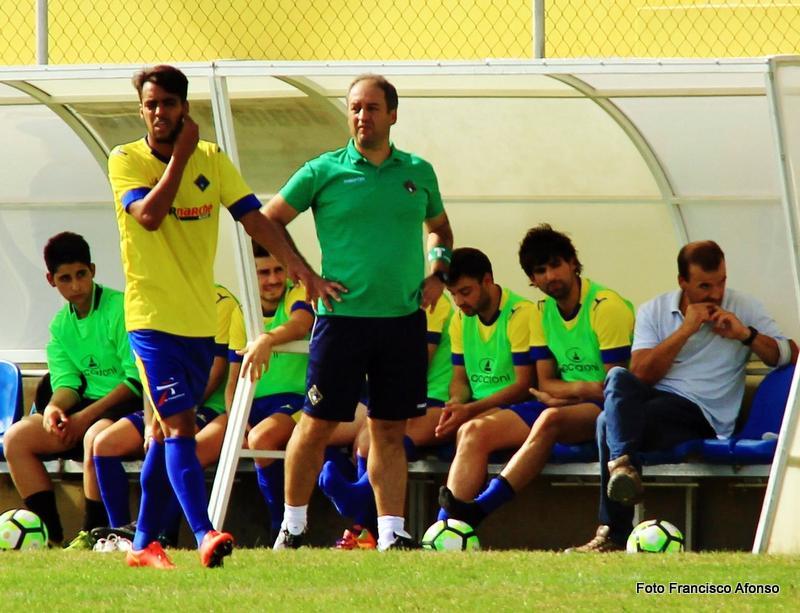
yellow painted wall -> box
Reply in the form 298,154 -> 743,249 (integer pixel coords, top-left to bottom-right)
1,1 -> 799,65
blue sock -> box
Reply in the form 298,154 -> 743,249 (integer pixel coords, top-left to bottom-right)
319,459 -> 374,520
132,441 -> 170,550
324,447 -> 356,482
474,476 -> 516,514
437,507 -> 449,521
94,455 -> 131,528
356,454 -> 368,480
255,462 -> 285,533
164,437 -> 213,547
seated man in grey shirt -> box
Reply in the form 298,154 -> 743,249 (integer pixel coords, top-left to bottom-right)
569,240 -> 796,552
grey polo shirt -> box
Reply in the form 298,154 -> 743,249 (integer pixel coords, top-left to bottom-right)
632,289 -> 785,438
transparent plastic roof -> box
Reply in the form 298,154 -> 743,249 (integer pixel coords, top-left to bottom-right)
1,59 -> 799,359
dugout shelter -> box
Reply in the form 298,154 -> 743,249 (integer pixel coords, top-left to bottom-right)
0,58 -> 799,552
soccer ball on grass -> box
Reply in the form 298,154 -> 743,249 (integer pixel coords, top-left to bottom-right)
0,508 -> 49,550
421,519 -> 480,551
626,519 -> 684,553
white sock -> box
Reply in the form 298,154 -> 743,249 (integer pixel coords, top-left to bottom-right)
377,515 -> 408,549
284,504 -> 308,535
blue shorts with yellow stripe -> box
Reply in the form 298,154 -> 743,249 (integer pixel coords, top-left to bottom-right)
129,330 -> 214,419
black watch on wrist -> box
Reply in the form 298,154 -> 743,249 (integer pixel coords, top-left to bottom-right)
742,326 -> 759,346
432,270 -> 450,284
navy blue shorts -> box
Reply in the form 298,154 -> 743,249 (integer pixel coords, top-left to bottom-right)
507,400 -> 548,428
129,330 -> 214,419
506,399 -> 604,428
248,393 -> 304,427
304,311 -> 427,422
125,406 -> 222,438
360,396 -> 445,411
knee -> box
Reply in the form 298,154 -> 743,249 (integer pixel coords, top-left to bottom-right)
2,420 -> 33,458
455,419 -> 490,452
83,422 -> 106,452
604,366 -> 630,388
530,408 -> 562,440
293,416 -> 336,447
248,427 -> 279,451
368,419 -> 406,447
92,429 -> 118,457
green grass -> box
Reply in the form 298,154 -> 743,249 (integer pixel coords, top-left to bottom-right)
0,549 -> 797,611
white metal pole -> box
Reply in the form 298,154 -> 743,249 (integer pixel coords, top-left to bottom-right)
36,0 -> 48,65
753,59 -> 800,553
206,71 -> 261,530
534,0 -> 545,59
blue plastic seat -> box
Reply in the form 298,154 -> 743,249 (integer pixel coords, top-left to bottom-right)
727,364 -> 794,463
0,360 -> 24,460
636,365 -> 795,466
550,441 -> 598,463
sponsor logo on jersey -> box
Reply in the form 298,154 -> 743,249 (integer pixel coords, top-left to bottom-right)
560,346 -> 600,374
80,354 -> 118,378
567,347 -> 584,363
470,372 -> 511,385
478,357 -> 495,373
170,204 -> 213,221
343,176 -> 366,185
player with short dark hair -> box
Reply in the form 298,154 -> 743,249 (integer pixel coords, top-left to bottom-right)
108,64 -> 335,568
439,226 -> 634,526
91,283 -> 239,542
4,231 -> 143,547
265,74 -> 453,550
432,247 -> 536,519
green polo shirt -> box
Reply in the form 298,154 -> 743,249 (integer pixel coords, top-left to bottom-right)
280,139 -> 445,318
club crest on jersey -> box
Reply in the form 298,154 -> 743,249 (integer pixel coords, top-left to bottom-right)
194,174 -> 210,191
170,204 -> 213,221
307,385 -> 323,406
404,180 -> 417,193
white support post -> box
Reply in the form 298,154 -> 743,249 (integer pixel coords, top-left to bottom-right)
36,0 -> 48,65
533,0 -> 545,59
753,59 -> 800,553
206,72 -> 262,530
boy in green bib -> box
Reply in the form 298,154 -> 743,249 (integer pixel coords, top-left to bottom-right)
439,226 -> 634,527
3,232 -> 143,546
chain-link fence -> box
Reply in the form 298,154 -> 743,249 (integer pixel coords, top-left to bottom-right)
2,1 -> 800,65
546,0 -> 800,57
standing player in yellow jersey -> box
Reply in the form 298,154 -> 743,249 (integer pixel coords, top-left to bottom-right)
90,283 -> 239,544
439,226 -> 634,527
108,65 -> 337,569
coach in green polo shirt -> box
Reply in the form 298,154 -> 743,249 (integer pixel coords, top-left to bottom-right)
264,74 -> 454,551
